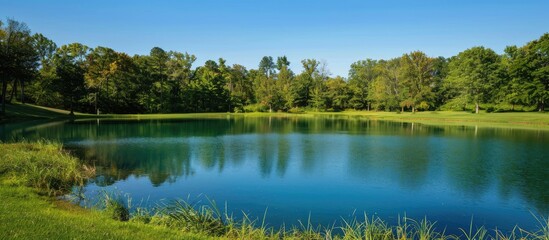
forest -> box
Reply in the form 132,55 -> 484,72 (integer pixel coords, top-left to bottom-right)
1,18 -> 548,115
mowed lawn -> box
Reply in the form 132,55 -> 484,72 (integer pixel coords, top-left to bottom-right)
0,185 -> 214,240
307,111 -> 549,129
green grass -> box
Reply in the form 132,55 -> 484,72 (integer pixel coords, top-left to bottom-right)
305,111 -> 549,130
2,102 -> 94,120
0,141 -> 211,240
0,186 -> 211,240
0,140 -> 94,196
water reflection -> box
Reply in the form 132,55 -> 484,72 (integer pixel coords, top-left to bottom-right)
1,117 -> 548,230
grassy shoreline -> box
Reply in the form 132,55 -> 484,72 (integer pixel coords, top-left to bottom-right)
1,141 -> 548,239
3,103 -> 549,131
0,141 -> 210,239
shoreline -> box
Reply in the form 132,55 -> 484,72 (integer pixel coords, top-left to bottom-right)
3,103 -> 549,131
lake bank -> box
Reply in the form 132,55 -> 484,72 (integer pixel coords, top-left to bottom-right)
3,103 -> 549,131
0,141 -> 207,239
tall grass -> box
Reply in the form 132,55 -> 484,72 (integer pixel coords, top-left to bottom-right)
95,193 -> 547,240
158,197 -> 227,236
340,214 -> 393,240
100,190 -> 130,221
0,140 -> 94,196
460,218 -> 488,240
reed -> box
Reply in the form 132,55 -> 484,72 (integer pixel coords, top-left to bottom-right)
101,190 -> 130,221
459,218 -> 488,240
101,194 -> 549,240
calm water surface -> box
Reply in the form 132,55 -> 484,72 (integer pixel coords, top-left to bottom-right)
1,116 -> 548,233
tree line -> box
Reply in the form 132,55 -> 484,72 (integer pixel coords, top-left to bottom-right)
1,18 -> 548,115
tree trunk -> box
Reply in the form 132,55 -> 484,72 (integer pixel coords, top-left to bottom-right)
1,77 -> 7,115
401,106 -> 404,113
20,79 -> 24,104
69,97 -> 74,116
9,80 -> 17,102
95,92 -> 99,115
475,102 -> 479,114
412,105 -> 415,113
160,78 -> 163,112
539,100 -> 545,112
105,77 -> 109,113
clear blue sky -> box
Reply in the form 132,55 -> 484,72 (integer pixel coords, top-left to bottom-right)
2,0 -> 548,77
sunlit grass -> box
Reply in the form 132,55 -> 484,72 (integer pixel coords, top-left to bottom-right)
0,140 -> 94,196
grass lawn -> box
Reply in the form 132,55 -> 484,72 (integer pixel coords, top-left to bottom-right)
305,111 -> 549,130
1,102 -> 94,121
90,108 -> 549,130
0,185 -> 211,240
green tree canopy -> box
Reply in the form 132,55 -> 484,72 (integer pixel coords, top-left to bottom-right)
446,47 -> 501,113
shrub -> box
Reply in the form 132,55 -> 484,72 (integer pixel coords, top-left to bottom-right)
243,103 -> 269,113
288,107 -> 305,114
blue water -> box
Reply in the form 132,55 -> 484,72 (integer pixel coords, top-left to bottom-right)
1,117 -> 548,234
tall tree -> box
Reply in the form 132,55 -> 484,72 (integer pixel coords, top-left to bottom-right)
33,33 -> 57,69
294,59 -> 319,107
228,64 -> 253,111
501,46 -> 522,110
53,43 -> 89,114
0,19 -> 39,113
167,51 -> 196,86
276,56 -> 295,110
259,56 -> 275,78
325,76 -> 349,111
348,59 -> 378,110
400,51 -> 435,112
431,57 -> 449,108
276,56 -> 290,71
84,46 -> 116,114
369,58 -> 402,111
149,47 -> 169,112
254,56 -> 283,112
528,33 -> 549,111
166,51 -> 196,112
310,60 -> 330,110
446,47 -> 501,113
28,33 -> 59,106
189,60 -> 229,112
506,34 -> 549,111
107,52 -> 143,113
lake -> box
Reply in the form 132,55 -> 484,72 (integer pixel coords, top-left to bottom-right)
1,116 -> 548,234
